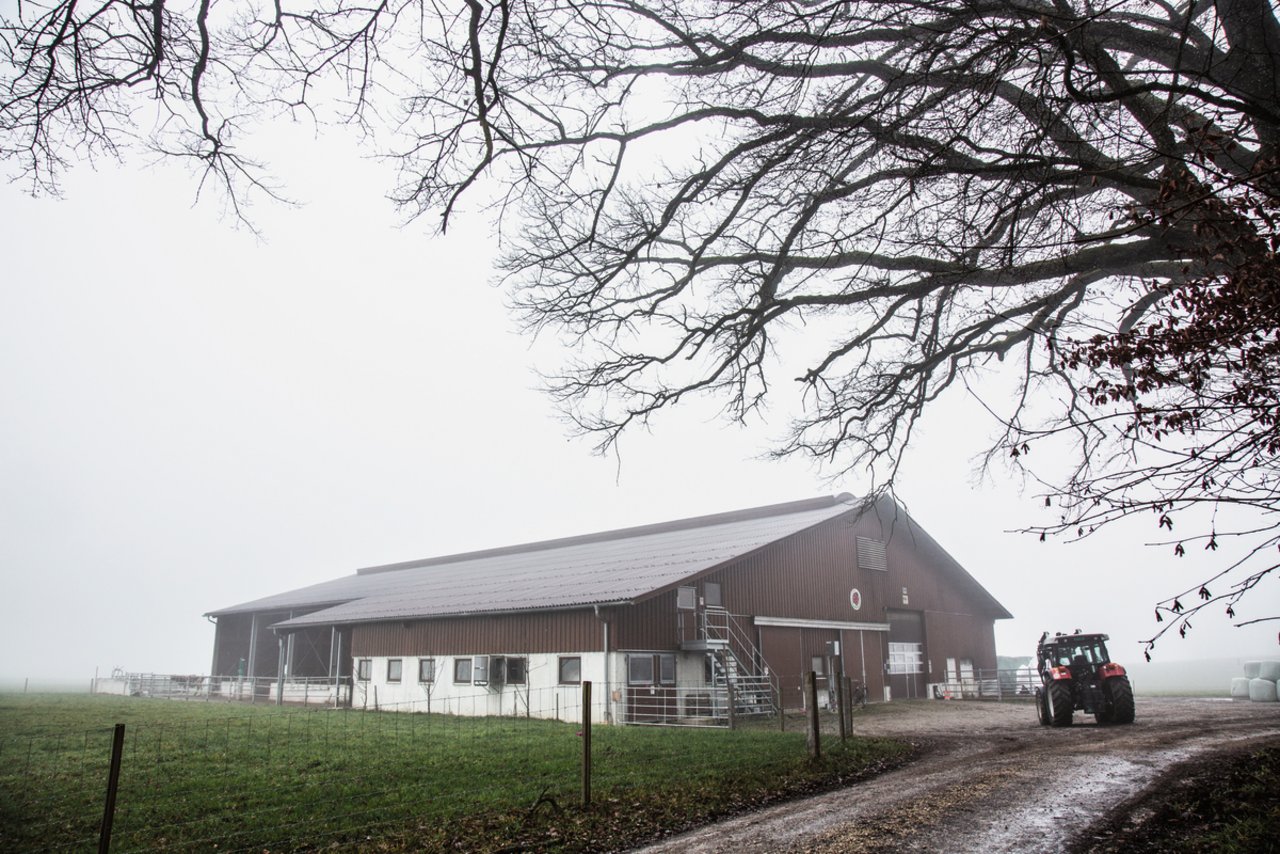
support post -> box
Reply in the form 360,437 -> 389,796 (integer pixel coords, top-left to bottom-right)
725,660 -> 736,730
778,685 -> 785,732
581,681 -> 592,808
98,723 -> 125,854
805,671 -> 821,759
835,668 -> 847,743
843,676 -> 854,733
247,614 -> 258,681
276,637 -> 286,706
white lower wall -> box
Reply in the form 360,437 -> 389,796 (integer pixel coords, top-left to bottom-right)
352,652 -> 614,723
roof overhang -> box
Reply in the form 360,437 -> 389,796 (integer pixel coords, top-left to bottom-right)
267,599 -> 636,633
754,616 -> 890,632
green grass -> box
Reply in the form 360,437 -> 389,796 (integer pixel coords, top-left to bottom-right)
0,694 -> 908,852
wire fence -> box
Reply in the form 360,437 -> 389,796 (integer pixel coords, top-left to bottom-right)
1,677 -> 878,853
5,669 -> 1036,851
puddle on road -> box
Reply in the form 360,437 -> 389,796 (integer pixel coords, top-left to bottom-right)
957,748 -> 1197,853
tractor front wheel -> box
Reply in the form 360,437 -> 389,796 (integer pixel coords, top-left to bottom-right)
1047,680 -> 1074,727
1035,687 -> 1050,726
1105,675 -> 1135,724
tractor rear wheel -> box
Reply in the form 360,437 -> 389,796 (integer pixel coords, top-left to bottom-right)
1105,676 -> 1135,724
1035,687 -> 1050,726
1047,680 -> 1074,727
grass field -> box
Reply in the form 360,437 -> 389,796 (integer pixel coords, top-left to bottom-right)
0,694 -> 908,852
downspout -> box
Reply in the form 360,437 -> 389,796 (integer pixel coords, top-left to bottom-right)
594,605 -> 611,724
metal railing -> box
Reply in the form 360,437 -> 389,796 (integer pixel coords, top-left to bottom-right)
927,668 -> 1039,701
697,610 -> 781,719
93,673 -> 353,707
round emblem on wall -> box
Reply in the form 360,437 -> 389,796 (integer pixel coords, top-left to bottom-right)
849,588 -> 862,611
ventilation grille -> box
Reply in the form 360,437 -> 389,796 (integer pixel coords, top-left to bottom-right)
856,536 -> 888,572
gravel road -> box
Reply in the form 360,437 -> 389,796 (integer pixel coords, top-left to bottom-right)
631,697 -> 1280,853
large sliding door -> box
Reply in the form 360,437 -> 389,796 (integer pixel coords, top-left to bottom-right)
886,610 -> 925,700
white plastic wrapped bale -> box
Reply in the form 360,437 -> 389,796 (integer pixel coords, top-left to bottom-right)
1231,677 -> 1252,699
1258,661 -> 1280,682
1243,660 -> 1262,678
1248,677 -> 1278,702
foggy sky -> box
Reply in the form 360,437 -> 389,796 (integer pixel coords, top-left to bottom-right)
1,127 -> 1273,690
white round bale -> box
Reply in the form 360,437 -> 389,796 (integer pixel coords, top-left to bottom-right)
1257,661 -> 1280,682
1231,677 -> 1251,699
1248,677 -> 1278,702
1243,660 -> 1262,678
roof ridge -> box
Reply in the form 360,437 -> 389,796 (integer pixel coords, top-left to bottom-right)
356,492 -> 857,576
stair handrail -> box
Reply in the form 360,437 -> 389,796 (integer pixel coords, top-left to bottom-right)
698,610 -> 781,714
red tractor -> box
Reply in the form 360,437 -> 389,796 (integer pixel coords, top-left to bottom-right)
1035,631 -> 1135,726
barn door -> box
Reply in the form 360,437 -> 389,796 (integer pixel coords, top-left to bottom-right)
886,610 -> 925,700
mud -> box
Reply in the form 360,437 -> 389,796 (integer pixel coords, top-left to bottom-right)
630,697 -> 1280,853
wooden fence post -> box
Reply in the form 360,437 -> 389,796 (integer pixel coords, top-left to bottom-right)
805,671 -> 820,759
98,723 -> 125,854
581,681 -> 592,808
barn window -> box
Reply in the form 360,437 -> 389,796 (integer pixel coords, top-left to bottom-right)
628,655 -> 655,685
704,582 -> 723,608
418,658 -> 436,683
676,586 -> 696,609
857,536 -> 888,571
387,659 -> 402,683
811,655 -> 826,676
659,654 -> 676,685
356,659 -> 372,681
558,656 -> 581,685
887,642 -> 923,674
453,657 -> 473,684
506,657 -> 527,685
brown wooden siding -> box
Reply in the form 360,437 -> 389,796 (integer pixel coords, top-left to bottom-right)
612,594 -> 680,650
703,520 -> 862,621
625,511 -> 1000,704
759,625 -> 804,708
702,510 -> 986,622
838,628 -> 887,702
352,609 -> 603,656
661,511 -> 995,624
922,610 -> 998,674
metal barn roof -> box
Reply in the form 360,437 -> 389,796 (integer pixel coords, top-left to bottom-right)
208,494 -> 863,630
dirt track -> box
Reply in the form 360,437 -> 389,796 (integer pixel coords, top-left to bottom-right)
631,697 -> 1280,853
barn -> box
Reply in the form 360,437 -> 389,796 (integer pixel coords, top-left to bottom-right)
206,494 -> 1011,722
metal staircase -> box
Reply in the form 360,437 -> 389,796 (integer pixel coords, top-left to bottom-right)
682,610 -> 780,719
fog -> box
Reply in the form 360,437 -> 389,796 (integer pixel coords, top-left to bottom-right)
1,128 -> 1274,693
